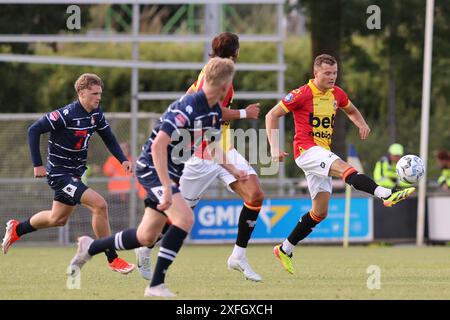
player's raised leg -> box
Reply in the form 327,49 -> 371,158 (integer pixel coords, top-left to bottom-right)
69,210 -> 166,276
80,188 -> 135,273
330,159 -> 416,206
2,201 -> 75,254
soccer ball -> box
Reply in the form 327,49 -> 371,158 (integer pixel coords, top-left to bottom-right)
396,155 -> 425,184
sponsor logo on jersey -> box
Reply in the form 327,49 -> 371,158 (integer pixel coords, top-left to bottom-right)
309,113 -> 335,129
185,105 -> 193,114
309,131 -> 332,139
175,113 -> 187,127
49,111 -> 59,121
63,109 -> 69,116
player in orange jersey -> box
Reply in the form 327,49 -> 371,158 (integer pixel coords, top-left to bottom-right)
266,54 -> 415,274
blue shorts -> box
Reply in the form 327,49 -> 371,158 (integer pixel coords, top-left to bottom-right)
136,166 -> 180,213
47,175 -> 88,206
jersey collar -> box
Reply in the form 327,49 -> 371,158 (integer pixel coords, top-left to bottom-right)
308,79 -> 334,95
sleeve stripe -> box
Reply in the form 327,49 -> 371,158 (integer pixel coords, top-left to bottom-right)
57,110 -> 66,127
163,119 -> 181,134
279,102 -> 290,113
341,100 -> 351,108
97,124 -> 109,131
45,115 -> 56,130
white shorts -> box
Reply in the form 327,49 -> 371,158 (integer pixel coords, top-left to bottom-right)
295,146 -> 341,199
179,148 -> 257,207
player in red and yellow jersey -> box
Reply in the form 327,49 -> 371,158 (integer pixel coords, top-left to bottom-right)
278,79 -> 350,158
266,54 -> 416,274
136,32 -> 265,282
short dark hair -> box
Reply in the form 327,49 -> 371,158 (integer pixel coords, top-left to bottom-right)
437,150 -> 450,161
209,32 -> 240,59
314,54 -> 337,68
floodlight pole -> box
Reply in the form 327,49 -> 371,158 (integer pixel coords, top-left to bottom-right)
129,3 -> 140,228
416,0 -> 434,246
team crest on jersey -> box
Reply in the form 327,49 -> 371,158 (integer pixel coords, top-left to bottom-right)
284,93 -> 294,102
49,111 -> 59,121
185,105 -> 193,115
63,109 -> 69,116
174,113 -> 187,127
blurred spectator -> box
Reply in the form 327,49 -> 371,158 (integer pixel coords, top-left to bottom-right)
437,150 -> 450,191
81,164 -> 100,186
373,143 -> 411,189
103,142 -> 146,201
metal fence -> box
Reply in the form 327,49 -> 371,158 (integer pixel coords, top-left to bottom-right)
0,112 -> 159,244
0,113 -> 308,245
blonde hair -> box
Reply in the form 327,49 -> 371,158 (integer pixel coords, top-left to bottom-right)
74,73 -> 103,93
203,57 -> 235,87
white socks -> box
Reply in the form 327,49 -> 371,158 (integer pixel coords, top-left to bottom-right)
374,186 -> 392,199
282,239 -> 295,256
231,244 -> 246,259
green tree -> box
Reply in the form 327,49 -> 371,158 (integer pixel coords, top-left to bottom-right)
0,4 -> 90,112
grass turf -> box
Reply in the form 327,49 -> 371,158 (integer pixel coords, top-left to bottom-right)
1,245 -> 450,300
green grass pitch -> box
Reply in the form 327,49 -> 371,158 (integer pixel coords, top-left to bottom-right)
1,245 -> 450,299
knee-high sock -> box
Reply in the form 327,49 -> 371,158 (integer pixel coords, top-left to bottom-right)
88,228 -> 140,257
15,218 -> 36,237
150,225 -> 188,287
282,211 -> 325,255
343,168 -> 392,199
235,202 -> 261,248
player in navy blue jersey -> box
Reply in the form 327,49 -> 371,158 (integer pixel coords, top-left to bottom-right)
68,58 -> 246,297
1,73 -> 135,274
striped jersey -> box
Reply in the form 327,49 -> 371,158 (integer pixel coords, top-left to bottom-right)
28,100 -> 126,178
137,90 -> 222,181
278,79 -> 350,159
189,67 -> 234,157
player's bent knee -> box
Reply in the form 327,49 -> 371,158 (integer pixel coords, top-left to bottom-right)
249,190 -> 265,206
139,236 -> 155,247
172,211 -> 194,231
93,199 -> 108,213
316,211 -> 328,219
49,215 -> 69,227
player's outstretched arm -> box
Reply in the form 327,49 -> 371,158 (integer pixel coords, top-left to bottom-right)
265,105 -> 289,162
342,103 -> 371,140
220,103 -> 260,121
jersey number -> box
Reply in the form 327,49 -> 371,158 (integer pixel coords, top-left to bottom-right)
74,130 -> 91,150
